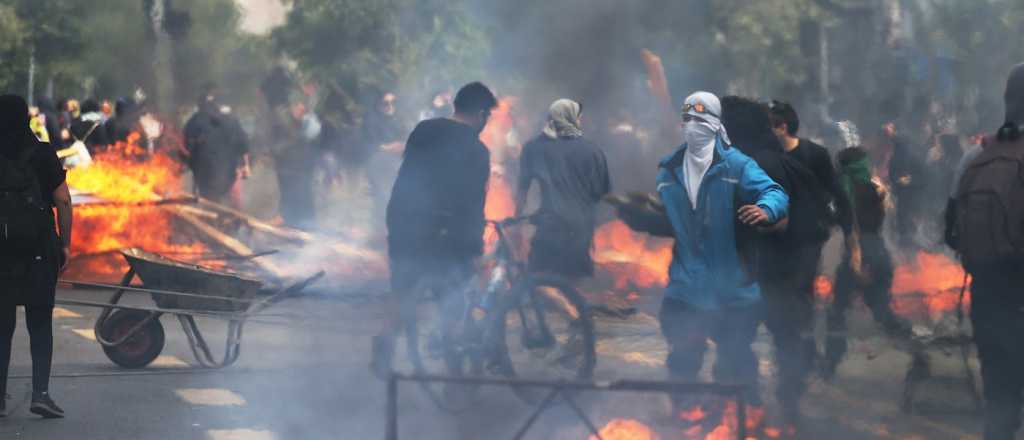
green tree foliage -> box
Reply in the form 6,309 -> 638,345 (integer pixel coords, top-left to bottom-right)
0,0 -> 272,111
272,0 -> 490,121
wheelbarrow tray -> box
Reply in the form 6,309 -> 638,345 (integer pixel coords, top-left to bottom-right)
121,248 -> 262,313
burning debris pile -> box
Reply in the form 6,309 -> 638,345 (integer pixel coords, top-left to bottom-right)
64,135 -> 386,291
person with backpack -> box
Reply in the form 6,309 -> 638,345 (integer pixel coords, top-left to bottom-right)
948,63 -> 1024,440
0,94 -> 72,418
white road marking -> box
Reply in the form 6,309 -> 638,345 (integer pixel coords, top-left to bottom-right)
52,307 -> 82,319
71,328 -> 96,341
176,389 -> 247,407
206,429 -> 275,440
152,355 -> 189,368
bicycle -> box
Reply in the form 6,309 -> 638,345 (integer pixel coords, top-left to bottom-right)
400,215 -> 596,411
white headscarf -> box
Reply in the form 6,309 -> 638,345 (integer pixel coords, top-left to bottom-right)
681,91 -> 729,208
542,99 -> 583,140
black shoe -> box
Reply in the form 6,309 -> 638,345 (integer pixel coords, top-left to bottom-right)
370,335 -> 396,380
30,391 -> 64,419
0,394 -> 8,418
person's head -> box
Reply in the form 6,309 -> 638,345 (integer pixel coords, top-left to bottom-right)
542,99 -> 583,140
681,91 -> 729,149
768,100 -> 799,140
378,92 -> 397,116
0,94 -> 32,143
721,96 -> 782,155
66,99 -> 80,117
101,100 -> 113,117
1004,62 -> 1024,125
453,82 -> 498,133
81,99 -> 101,115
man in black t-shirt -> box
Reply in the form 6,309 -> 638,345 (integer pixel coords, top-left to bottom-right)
371,82 -> 497,378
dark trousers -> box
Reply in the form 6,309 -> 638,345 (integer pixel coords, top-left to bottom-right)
0,305 -> 54,395
826,234 -> 910,370
970,270 -> 1024,440
275,154 -> 317,229
761,244 -> 821,420
659,298 -> 762,403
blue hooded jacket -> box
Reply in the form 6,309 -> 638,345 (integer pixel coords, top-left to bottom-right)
656,138 -> 789,310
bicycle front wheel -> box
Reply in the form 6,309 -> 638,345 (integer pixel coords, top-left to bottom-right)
492,274 -> 596,402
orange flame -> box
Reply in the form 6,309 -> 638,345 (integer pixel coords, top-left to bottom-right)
65,134 -> 214,279
480,97 -> 519,252
593,220 -> 673,290
891,251 -> 970,320
679,406 -> 708,423
67,134 -> 184,202
816,251 -> 970,320
589,419 -> 661,440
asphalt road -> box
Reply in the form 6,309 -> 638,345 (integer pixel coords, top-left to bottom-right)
0,287 -> 1005,440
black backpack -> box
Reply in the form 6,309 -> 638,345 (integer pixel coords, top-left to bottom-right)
0,146 -> 49,258
953,138 -> 1024,272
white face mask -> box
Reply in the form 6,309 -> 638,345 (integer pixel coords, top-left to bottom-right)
684,120 -> 717,155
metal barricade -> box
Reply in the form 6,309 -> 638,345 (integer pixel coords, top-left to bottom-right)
386,373 -> 749,440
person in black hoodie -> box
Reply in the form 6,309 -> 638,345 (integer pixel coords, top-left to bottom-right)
0,94 -> 71,418
722,96 -> 839,429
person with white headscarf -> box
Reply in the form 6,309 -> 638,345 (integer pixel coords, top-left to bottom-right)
516,99 -> 610,280
651,91 -> 788,416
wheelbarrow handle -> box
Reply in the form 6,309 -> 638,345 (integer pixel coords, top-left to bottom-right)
246,271 -> 326,315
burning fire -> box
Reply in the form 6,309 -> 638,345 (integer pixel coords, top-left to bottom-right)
815,251 -> 969,320
891,251 -> 969,320
65,134 -> 214,280
589,419 -> 661,440
593,220 -> 673,290
480,97 -> 519,251
67,133 -> 183,202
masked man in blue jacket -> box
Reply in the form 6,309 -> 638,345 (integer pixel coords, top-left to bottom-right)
657,92 -> 789,410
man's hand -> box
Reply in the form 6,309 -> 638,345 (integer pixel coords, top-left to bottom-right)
897,175 -> 912,186
737,205 -> 770,226
60,247 -> 71,274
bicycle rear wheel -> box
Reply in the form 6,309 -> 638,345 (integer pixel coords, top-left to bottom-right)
492,274 -> 596,403
404,278 -> 484,413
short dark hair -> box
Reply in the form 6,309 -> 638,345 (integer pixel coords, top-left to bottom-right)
768,100 -> 800,136
453,82 -> 497,115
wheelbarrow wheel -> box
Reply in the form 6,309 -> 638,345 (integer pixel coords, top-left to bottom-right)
99,310 -> 165,369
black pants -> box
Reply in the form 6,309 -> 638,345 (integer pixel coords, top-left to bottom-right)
761,244 -> 821,421
659,298 -> 762,403
275,151 -> 317,229
970,270 -> 1024,440
0,305 -> 54,396
826,234 -> 910,370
